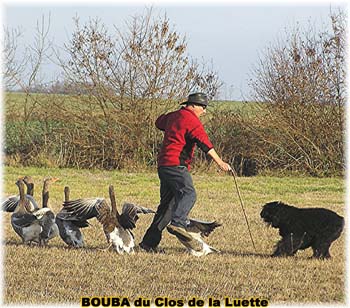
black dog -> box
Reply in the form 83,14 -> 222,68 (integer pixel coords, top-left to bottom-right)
260,201 -> 344,258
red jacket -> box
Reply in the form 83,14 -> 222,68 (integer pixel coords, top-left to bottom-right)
156,107 -> 213,169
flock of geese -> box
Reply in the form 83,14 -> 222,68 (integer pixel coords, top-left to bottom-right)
2,176 -> 222,256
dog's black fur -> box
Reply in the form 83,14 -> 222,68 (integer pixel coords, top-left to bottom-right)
260,201 -> 344,258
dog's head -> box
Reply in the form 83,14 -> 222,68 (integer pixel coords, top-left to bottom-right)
260,201 -> 285,228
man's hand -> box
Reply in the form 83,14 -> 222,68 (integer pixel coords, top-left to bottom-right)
218,161 -> 232,172
207,148 -> 232,172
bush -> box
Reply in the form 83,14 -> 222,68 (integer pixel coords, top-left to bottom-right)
248,11 -> 345,176
4,11 -> 345,177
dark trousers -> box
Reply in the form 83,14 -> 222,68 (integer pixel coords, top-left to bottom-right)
140,166 -> 197,248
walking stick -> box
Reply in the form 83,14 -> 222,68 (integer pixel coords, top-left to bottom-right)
230,168 -> 257,253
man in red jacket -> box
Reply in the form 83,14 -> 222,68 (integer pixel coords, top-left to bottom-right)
140,92 -> 232,253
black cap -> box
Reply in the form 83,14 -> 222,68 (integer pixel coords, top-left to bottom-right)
181,92 -> 209,107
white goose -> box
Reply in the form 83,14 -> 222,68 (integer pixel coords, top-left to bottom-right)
167,219 -> 222,256
56,185 -> 154,253
2,176 -> 39,212
11,177 -> 59,245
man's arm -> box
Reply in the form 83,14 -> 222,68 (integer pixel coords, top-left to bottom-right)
207,148 -> 232,172
155,114 -> 167,131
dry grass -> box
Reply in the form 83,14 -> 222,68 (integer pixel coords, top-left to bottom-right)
2,166 -> 345,305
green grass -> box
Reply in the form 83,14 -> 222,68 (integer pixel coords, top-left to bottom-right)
2,166 -> 345,305
208,99 -> 265,121
5,92 -> 255,117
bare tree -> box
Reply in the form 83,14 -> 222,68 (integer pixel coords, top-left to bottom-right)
248,10 -> 346,175
5,9 -> 223,170
52,8 -> 222,169
4,14 -> 53,162
3,26 -> 26,89
191,60 -> 223,100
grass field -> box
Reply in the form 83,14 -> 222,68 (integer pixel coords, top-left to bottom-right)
2,166 -> 345,305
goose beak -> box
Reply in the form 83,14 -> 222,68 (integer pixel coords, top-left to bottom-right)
46,177 -> 60,183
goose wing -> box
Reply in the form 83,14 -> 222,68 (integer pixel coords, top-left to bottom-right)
57,198 -> 103,227
62,198 -> 102,219
186,218 -> 222,237
11,212 -> 38,228
2,195 -> 20,212
56,210 -> 90,228
2,195 -> 39,212
119,203 -> 155,230
95,200 -> 117,233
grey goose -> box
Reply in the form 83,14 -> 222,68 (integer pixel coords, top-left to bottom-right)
2,176 -> 39,212
167,219 -> 222,256
56,185 -> 154,253
56,186 -> 88,248
11,177 -> 59,245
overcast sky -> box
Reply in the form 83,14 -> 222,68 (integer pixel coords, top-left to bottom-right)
3,0 -> 348,100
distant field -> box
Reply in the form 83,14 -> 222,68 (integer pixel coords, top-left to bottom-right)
2,166 -> 345,305
211,99 -> 261,114
5,91 -> 92,116
5,92 -> 255,113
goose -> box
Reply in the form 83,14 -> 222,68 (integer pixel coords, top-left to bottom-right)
55,186 -> 85,248
40,177 -> 60,242
57,185 -> 154,253
2,176 -> 39,212
167,219 -> 222,257
23,175 -> 35,196
11,177 -> 59,245
64,186 -> 70,202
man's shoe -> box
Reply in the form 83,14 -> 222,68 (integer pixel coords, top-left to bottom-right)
139,242 -> 165,254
